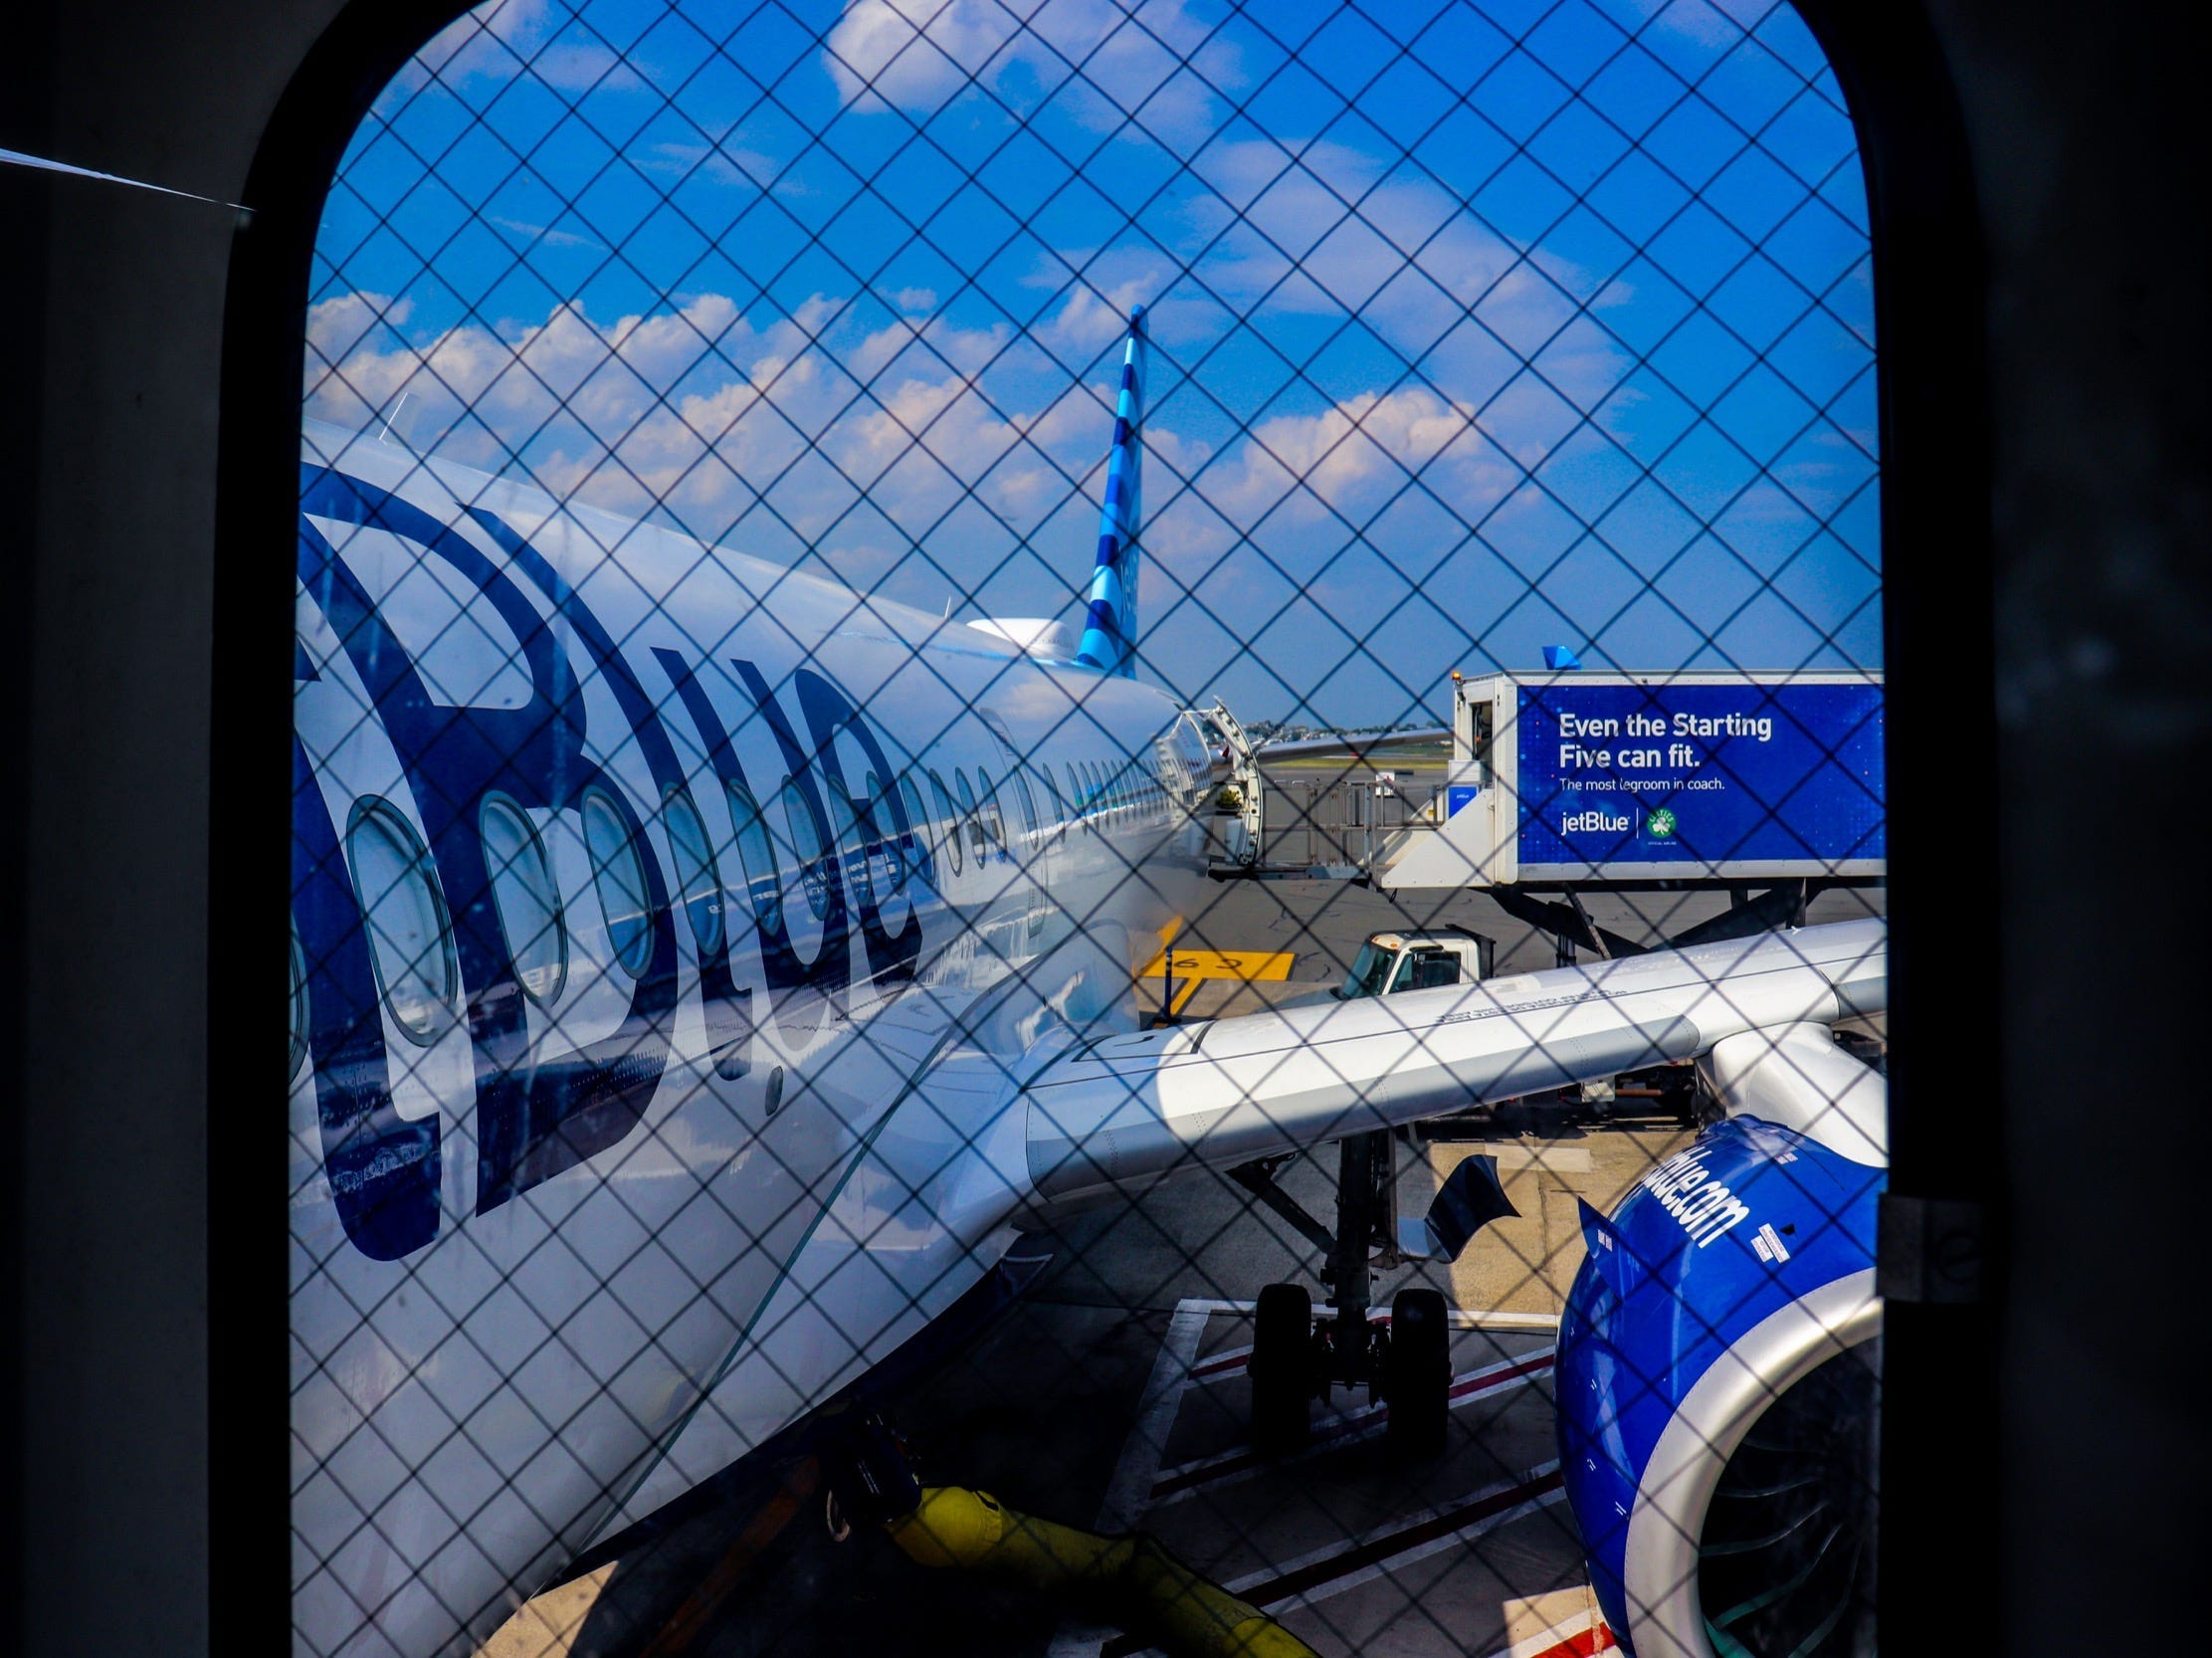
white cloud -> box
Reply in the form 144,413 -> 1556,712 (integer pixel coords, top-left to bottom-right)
822,0 -> 1241,138
304,281 -> 1562,619
1187,385 -> 1512,531
386,0 -> 628,103
306,292 -> 415,365
304,288 -> 1142,572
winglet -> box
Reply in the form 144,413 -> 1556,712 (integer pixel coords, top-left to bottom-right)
1074,307 -> 1146,677
1396,1153 -> 1520,1261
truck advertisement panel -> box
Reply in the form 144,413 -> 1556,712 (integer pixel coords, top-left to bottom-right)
1514,680 -> 1884,875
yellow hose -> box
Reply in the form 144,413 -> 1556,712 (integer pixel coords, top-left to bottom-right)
885,1486 -> 1318,1658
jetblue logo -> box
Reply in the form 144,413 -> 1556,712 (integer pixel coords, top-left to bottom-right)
1636,1148 -> 1749,1248
1561,808 -> 1630,834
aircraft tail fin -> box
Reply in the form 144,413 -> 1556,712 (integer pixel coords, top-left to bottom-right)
1073,307 -> 1146,677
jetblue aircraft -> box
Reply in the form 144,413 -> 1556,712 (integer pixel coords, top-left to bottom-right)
291,310 -> 1888,1657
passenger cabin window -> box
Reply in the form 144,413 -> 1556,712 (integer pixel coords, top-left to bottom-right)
347,798 -> 458,1043
580,787 -> 654,978
724,780 -> 786,936
977,768 -> 1007,858
480,793 -> 566,1003
863,771 -> 904,895
825,778 -> 875,911
289,923 -> 308,1081
952,769 -> 980,857
896,775 -> 929,888
660,788 -> 722,958
779,779 -> 832,919
928,771 -> 962,876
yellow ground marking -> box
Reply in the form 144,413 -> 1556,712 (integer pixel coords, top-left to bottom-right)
1136,948 -> 1297,1015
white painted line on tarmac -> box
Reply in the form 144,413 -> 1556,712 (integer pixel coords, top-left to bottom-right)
1050,1304 -> 1573,1658
1044,1299 -> 1210,1658
1103,1466 -> 1571,1656
1186,1308 -> 1559,1383
1149,1347 -> 1557,1508
1173,1297 -> 1561,1328
1227,1462 -> 1568,1617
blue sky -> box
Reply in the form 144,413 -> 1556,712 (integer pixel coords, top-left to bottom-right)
306,0 -> 1879,728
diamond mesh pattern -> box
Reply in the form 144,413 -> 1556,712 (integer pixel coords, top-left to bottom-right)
290,1 -> 1883,1654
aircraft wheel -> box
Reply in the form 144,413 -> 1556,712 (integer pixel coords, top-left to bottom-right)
1251,1283 -> 1312,1449
1384,1288 -> 1451,1456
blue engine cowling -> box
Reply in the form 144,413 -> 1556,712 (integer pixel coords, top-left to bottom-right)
1557,1116 -> 1885,1658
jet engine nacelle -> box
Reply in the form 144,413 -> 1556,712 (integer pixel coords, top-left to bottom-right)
1557,1107 -> 1884,1658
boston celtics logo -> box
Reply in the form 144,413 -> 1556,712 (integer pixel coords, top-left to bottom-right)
1645,806 -> 1677,840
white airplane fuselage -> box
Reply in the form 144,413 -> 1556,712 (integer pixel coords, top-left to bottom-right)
290,424 -> 1210,1655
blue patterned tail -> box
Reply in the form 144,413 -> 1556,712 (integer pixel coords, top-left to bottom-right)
1074,308 -> 1146,677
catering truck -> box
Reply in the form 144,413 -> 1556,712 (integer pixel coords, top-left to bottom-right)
1376,670 -> 1885,890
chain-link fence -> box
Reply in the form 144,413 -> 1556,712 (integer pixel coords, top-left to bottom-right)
290,2 -> 1884,1654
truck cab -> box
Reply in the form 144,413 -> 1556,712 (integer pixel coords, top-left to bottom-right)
1333,927 -> 1496,1000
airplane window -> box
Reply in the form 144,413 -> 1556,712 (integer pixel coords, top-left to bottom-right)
580,787 -> 654,979
1066,763 -> 1086,823
480,793 -> 566,1003
955,769 -> 984,857
928,771 -> 962,876
976,768 -> 1007,859
825,777 -> 875,911
723,780 -> 785,937
898,776 -> 930,883
288,922 -> 308,1082
346,797 -> 457,1044
779,779 -> 832,920
661,787 -> 723,958
864,770 -> 905,894
1040,767 -> 1066,838
1010,766 -> 1039,844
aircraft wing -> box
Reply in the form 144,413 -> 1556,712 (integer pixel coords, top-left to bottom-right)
1021,920 -> 1886,1205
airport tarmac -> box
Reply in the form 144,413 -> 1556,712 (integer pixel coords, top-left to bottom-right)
481,875 -> 1882,1658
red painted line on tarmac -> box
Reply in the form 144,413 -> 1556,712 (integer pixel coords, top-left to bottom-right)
1486,1615 -> 1618,1658
1149,1350 -> 1555,1501
1527,1623 -> 1616,1658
